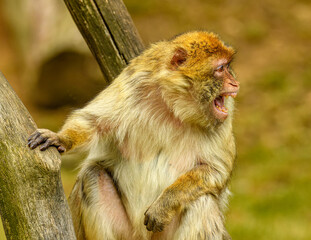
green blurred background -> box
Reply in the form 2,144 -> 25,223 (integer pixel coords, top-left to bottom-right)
0,0 -> 311,239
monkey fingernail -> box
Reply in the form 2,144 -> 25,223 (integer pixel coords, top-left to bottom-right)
144,216 -> 149,225
29,142 -> 37,149
39,146 -> 47,151
146,224 -> 152,231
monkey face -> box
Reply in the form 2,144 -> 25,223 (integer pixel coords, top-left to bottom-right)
168,32 -> 239,124
186,63 -> 239,123
211,58 -> 239,121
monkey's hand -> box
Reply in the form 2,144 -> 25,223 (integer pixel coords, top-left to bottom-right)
144,197 -> 178,232
28,129 -> 66,153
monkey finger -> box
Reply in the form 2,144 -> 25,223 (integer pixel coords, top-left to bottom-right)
36,134 -> 48,143
39,139 -> 53,151
29,135 -> 48,149
48,138 -> 66,153
144,214 -> 149,226
149,220 -> 164,233
28,137 -> 38,147
147,217 -> 160,232
146,218 -> 155,232
28,140 -> 36,149
28,131 -> 41,142
57,145 -> 66,153
154,223 -> 164,232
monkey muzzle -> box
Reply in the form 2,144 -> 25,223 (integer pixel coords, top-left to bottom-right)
212,92 -> 237,120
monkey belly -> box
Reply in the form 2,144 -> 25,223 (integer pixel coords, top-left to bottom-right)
77,152 -> 230,239
112,156 -> 183,237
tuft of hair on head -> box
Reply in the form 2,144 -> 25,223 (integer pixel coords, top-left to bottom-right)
169,31 -> 235,71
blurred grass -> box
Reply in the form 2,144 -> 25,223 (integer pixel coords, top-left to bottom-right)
1,0 -> 311,239
0,219 -> 4,240
227,143 -> 311,240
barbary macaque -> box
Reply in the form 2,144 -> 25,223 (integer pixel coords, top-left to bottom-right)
28,31 -> 240,240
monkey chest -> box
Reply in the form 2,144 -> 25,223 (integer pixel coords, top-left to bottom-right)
112,150 -> 194,210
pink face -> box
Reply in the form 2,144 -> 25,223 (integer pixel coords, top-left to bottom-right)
211,58 -> 240,121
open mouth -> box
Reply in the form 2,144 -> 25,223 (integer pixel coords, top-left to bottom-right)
212,92 -> 237,120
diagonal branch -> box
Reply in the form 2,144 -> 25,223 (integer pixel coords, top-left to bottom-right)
63,0 -> 145,83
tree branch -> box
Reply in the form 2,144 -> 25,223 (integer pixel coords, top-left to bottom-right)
63,0 -> 145,83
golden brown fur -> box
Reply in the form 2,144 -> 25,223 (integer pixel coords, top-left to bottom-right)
28,31 -> 239,240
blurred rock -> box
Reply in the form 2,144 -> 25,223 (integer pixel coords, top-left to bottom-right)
34,51 -> 104,108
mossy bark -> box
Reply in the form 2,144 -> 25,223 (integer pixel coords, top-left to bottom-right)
0,72 -> 76,239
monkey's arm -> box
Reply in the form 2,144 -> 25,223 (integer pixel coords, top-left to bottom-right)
144,164 -> 229,232
28,110 -> 96,153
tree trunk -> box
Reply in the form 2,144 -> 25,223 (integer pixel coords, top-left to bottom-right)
63,0 -> 145,83
0,72 -> 76,239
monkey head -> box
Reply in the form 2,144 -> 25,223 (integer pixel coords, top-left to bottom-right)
167,31 -> 240,126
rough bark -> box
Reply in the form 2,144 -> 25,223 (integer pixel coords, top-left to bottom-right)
0,72 -> 76,240
63,0 -> 145,82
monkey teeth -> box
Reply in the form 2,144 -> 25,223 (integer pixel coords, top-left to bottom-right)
212,94 -> 229,120
212,91 -> 238,119
215,105 -> 228,113
214,95 -> 228,113
222,92 -> 237,98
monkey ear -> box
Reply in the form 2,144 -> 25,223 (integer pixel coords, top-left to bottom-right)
170,47 -> 187,70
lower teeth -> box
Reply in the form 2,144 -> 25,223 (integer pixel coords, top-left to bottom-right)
216,105 -> 227,113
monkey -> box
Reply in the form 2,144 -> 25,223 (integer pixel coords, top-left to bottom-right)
28,31 -> 239,240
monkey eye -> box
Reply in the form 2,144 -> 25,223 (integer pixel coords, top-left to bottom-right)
215,65 -> 224,72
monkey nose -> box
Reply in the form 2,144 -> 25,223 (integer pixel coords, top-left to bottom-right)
229,79 -> 239,88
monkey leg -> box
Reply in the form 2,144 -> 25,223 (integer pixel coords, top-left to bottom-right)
171,195 -> 230,240
69,164 -> 135,240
